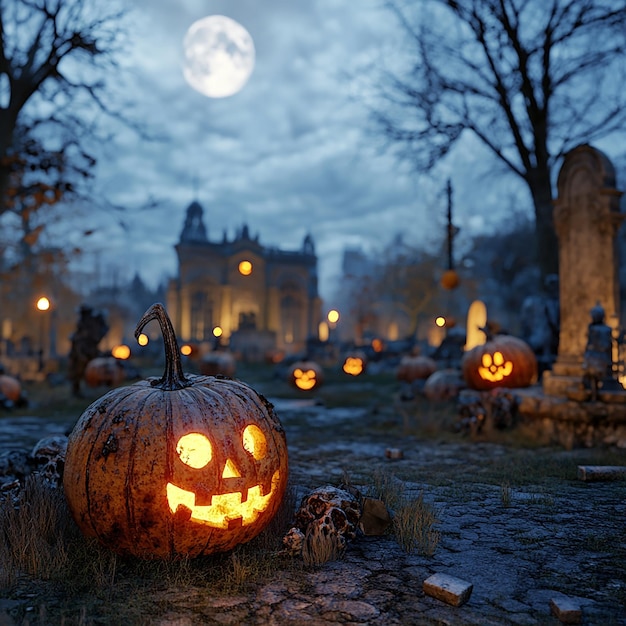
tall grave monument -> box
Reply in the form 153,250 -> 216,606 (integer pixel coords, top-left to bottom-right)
543,144 -> 624,396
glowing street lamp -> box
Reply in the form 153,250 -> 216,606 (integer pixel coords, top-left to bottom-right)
35,296 -> 51,371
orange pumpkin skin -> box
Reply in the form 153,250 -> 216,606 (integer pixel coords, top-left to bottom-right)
423,369 -> 465,401
461,334 -> 538,391
288,360 -> 324,391
84,357 -> 125,388
0,375 -> 21,402
64,304 -> 288,560
396,355 -> 437,383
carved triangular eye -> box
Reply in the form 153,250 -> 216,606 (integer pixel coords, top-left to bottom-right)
243,424 -> 267,460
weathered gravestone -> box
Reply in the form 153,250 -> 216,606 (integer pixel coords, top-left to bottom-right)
543,145 -> 624,397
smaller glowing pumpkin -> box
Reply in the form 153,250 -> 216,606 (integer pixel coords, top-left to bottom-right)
423,369 -> 465,401
461,331 -> 538,391
84,357 -> 125,388
342,352 -> 367,376
396,355 -> 437,383
288,360 -> 324,391
0,374 -> 22,403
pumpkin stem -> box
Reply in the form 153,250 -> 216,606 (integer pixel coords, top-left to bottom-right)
134,303 -> 191,390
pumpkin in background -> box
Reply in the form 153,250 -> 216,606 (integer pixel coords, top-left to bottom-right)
461,331 -> 538,391
423,369 -> 465,401
288,360 -> 324,391
64,303 -> 289,560
199,351 -> 236,377
342,352 -> 367,377
440,269 -> 460,290
0,374 -> 21,403
396,355 -> 437,383
84,357 -> 125,388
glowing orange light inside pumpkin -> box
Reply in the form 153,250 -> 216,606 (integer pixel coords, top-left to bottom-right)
111,344 -> 131,360
478,351 -> 513,382
176,432 -> 212,468
343,357 -> 364,376
180,344 -> 193,356
166,428 -> 278,529
238,260 -> 253,276
137,333 -> 149,346
293,368 -> 318,390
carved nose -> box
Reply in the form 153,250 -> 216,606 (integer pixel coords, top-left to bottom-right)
222,458 -> 240,478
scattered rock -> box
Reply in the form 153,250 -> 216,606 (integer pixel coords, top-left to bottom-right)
423,572 -> 473,607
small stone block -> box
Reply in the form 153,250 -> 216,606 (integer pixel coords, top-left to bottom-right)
385,448 -> 403,459
550,597 -> 582,624
423,573 -> 473,607
577,465 -> 626,481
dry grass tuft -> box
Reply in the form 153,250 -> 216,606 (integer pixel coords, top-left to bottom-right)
368,468 -> 442,556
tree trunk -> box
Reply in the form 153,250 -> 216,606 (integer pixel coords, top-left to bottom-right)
528,175 -> 558,283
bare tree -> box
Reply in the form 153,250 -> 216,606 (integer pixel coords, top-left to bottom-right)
372,0 -> 626,280
0,0 -> 135,213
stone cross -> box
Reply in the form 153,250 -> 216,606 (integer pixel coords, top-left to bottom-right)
543,144 -> 624,397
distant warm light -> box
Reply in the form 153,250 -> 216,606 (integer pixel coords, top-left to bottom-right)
327,309 -> 340,324
238,260 -> 253,276
180,344 -> 193,356
213,326 -> 223,338
318,321 -> 329,342
435,316 -> 446,327
36,297 -> 50,312
371,338 -> 383,353
112,344 -> 131,360
137,333 -> 149,346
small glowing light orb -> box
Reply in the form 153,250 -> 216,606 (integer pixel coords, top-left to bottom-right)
213,326 -> 223,338
238,260 -> 253,276
183,15 -> 255,98
181,344 -> 193,356
137,333 -> 149,346
36,297 -> 50,312
327,309 -> 340,324
435,316 -> 446,327
112,344 -> 131,360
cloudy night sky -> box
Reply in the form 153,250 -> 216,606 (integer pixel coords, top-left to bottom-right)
47,0 -> 619,303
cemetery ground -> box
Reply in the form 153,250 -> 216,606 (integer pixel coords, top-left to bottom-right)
0,362 -> 625,625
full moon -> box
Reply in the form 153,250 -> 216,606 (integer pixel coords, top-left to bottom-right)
182,15 -> 255,98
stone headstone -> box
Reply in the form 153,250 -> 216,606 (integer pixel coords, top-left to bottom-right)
543,145 -> 624,396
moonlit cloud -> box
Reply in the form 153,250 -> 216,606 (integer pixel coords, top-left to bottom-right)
72,0 -> 516,301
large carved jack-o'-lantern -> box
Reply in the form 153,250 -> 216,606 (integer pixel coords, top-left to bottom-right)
63,303 -> 288,559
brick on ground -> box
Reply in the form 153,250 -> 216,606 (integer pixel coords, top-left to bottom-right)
550,596 -> 582,624
577,465 -> 626,481
423,573 -> 473,607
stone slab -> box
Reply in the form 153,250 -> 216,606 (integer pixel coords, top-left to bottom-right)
577,465 -> 626,481
423,573 -> 473,607
550,596 -> 582,624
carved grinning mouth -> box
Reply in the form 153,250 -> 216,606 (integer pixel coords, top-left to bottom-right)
166,470 -> 280,529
